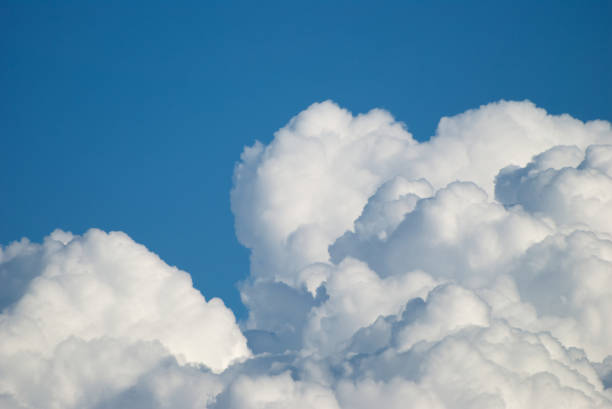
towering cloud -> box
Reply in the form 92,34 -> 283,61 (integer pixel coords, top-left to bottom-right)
1,100 -> 612,408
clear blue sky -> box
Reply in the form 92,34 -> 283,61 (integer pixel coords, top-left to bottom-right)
1,1 -> 610,318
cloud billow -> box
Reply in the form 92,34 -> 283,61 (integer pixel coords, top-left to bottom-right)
2,100 -> 612,408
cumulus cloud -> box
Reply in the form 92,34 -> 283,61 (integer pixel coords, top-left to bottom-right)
2,100 -> 612,408
214,372 -> 340,409
0,229 -> 247,408
496,144 -> 612,235
231,100 -> 611,283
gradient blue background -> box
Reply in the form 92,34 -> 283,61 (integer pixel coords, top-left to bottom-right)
1,1 -> 610,318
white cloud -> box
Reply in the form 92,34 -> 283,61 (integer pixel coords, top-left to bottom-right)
227,100 -> 612,408
336,378 -> 445,409
496,145 -> 612,235
417,323 -> 611,409
0,336 -> 223,409
510,230 -> 612,361
231,101 -> 418,282
216,372 -> 340,409
394,283 -> 490,352
2,100 -> 612,408
0,229 -> 248,408
303,258 -> 438,357
232,100 -> 610,287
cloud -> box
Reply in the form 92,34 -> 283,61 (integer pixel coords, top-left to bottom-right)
496,144 -> 612,235
232,100 -> 610,289
2,100 -> 612,408
228,99 -> 612,408
1,337 -> 222,409
303,258 -> 438,358
214,372 -> 340,409
0,229 -> 248,408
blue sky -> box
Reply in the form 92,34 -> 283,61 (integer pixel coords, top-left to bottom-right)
1,0 -> 610,318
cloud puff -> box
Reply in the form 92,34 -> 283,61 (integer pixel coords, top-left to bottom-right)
215,372 -> 340,409
496,144 -> 612,235
2,100 -> 612,408
1,337 -> 222,409
0,229 -> 248,408
232,100 -> 610,285
231,102 -> 418,281
229,100 -> 612,408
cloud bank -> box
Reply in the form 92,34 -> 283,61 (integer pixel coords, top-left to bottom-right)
2,100 -> 612,408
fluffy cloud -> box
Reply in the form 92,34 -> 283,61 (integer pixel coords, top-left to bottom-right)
215,372 -> 340,409
1,337 -> 223,409
0,229 -> 247,408
303,258 -> 438,357
496,144 -> 612,235
2,100 -> 612,408
231,102 -> 418,281
231,100 -> 611,284
228,100 -> 612,408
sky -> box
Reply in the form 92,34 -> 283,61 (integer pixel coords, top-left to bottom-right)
2,2 -> 612,408
2,1 -> 610,318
